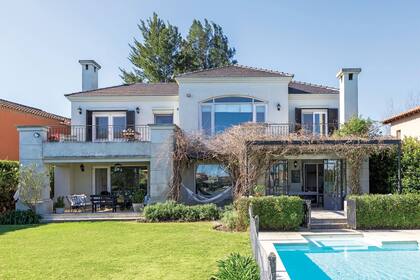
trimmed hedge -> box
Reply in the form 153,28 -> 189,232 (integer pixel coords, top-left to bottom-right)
234,196 -> 304,231
0,161 -> 19,213
0,210 -> 41,225
143,201 -> 221,222
349,194 -> 420,229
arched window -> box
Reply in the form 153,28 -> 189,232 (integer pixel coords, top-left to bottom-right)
200,96 -> 266,135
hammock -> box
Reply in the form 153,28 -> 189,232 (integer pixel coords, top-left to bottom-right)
180,184 -> 232,206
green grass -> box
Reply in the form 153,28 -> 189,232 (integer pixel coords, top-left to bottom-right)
0,222 -> 250,280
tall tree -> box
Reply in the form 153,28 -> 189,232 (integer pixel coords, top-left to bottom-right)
120,13 -> 182,83
121,15 -> 236,83
178,19 -> 236,74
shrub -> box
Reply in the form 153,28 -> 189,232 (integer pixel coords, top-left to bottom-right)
401,137 -> 420,193
348,194 -> 420,229
132,189 -> 146,204
210,253 -> 259,280
0,161 -> 19,213
221,208 -> 239,231
0,210 -> 41,225
53,196 -> 65,209
234,196 -> 304,231
143,201 -> 221,222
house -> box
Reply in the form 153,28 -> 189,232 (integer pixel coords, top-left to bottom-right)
383,106 -> 420,138
18,60 -> 396,214
0,99 -> 69,160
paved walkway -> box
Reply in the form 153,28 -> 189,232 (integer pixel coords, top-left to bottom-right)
42,212 -> 140,222
311,208 -> 346,220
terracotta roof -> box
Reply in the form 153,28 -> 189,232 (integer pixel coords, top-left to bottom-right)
383,106 -> 420,124
0,99 -> 69,123
65,82 -> 179,97
176,64 -> 294,78
288,81 -> 339,94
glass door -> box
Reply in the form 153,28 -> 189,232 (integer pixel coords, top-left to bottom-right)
267,160 -> 288,195
323,160 -> 344,210
301,110 -> 328,136
94,116 -> 109,141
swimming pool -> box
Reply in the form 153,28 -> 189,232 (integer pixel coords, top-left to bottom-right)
274,236 -> 420,280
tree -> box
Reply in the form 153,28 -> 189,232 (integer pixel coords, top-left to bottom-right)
177,19 -> 236,74
120,13 -> 182,83
121,15 -> 236,83
17,164 -> 49,212
334,116 -> 378,138
401,137 -> 420,193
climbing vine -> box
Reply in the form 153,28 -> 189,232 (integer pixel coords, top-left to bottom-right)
170,123 -> 395,200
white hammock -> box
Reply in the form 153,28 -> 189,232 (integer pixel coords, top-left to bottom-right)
180,183 -> 233,205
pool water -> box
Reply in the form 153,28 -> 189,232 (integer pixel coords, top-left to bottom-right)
275,236 -> 420,280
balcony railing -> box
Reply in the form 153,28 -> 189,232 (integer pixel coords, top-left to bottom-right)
266,123 -> 339,137
47,125 -> 151,142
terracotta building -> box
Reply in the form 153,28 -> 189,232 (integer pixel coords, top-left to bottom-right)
0,99 -> 69,160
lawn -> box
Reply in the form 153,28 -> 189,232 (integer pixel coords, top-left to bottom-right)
0,222 -> 250,280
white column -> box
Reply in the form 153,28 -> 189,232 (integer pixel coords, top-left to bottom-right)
148,124 -> 175,203
17,126 -> 52,214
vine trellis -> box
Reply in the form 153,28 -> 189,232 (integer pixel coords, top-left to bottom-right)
169,124 -> 398,201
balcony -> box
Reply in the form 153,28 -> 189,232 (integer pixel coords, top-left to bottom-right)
46,125 -> 151,142
43,125 -> 152,161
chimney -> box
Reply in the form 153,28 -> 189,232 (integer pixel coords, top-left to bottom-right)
336,68 -> 361,124
79,60 -> 101,91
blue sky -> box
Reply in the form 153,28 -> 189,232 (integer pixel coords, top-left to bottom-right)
1,0 -> 419,120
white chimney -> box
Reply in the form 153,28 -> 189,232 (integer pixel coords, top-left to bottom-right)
336,68 -> 361,124
79,60 -> 101,91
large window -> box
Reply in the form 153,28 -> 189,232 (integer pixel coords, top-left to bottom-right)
200,97 -> 266,135
301,109 -> 328,136
196,164 -> 232,197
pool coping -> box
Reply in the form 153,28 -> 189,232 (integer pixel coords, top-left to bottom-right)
258,229 -> 420,279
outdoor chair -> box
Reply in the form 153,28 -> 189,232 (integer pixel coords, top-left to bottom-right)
66,194 -> 91,212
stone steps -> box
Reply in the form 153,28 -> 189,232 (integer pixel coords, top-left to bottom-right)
310,218 -> 349,230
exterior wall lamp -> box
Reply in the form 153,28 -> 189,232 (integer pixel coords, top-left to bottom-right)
276,103 -> 281,111
77,107 -> 83,115
80,164 -> 85,172
136,107 -> 140,114
294,161 -> 298,168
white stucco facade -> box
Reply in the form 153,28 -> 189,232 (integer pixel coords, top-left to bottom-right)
388,114 -> 420,138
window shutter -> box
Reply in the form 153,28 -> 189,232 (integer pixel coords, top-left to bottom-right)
295,108 -> 302,132
328,108 -> 339,134
86,110 -> 92,141
126,111 -> 135,129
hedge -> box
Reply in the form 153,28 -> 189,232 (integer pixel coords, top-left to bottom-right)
0,161 -> 19,213
143,201 -> 221,222
234,196 -> 304,231
348,194 -> 420,229
0,210 -> 41,225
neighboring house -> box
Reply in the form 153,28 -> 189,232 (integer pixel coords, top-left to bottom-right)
0,99 -> 69,160
18,60 -> 381,214
383,106 -> 420,138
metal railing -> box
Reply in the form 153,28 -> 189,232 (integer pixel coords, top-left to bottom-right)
47,125 -> 151,142
249,206 -> 277,280
266,123 -> 339,137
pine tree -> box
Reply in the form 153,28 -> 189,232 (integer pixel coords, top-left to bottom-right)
120,13 -> 182,83
120,15 -> 236,83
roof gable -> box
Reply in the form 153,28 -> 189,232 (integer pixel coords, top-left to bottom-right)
176,64 -> 294,78
288,81 -> 338,94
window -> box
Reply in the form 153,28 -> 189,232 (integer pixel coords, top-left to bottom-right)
92,112 -> 126,141
396,130 -> 401,139
349,73 -> 353,80
200,97 -> 266,135
301,109 -> 328,136
154,114 -> 173,124
196,164 -> 231,197
111,166 -> 148,196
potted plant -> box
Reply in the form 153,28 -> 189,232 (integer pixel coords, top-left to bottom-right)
132,189 -> 146,212
54,196 -> 65,214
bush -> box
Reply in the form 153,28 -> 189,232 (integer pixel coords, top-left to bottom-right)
210,253 -> 259,280
348,194 -> 420,229
234,196 -> 304,231
0,210 -> 41,225
54,196 -> 65,209
221,207 -> 239,231
143,201 -> 221,222
401,137 -> 420,193
0,161 -> 19,213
